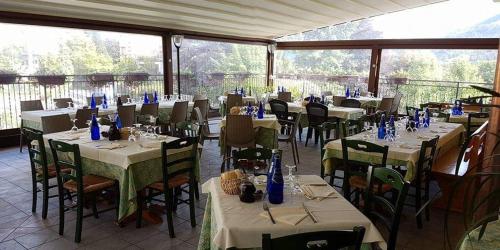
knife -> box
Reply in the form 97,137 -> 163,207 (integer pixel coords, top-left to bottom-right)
302,202 -> 318,223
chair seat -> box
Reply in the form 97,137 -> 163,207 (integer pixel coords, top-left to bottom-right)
205,133 -> 220,139
63,175 -> 115,193
349,176 -> 392,192
148,174 -> 190,191
278,134 -> 291,141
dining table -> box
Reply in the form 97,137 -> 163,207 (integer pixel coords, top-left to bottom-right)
42,127 -> 200,222
21,101 -> 194,132
219,114 -> 281,155
326,96 -> 382,107
322,121 -> 465,181
218,95 -> 258,115
447,113 -> 489,126
197,175 -> 386,250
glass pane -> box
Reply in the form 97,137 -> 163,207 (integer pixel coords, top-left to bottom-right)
274,50 -> 372,100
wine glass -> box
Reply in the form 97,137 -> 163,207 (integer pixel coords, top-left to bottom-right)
127,97 -> 132,104
128,126 -> 136,142
285,164 -> 298,195
70,119 -> 78,132
67,102 -> 73,109
150,115 -> 158,138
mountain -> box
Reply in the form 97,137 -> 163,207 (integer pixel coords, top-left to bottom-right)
448,14 -> 500,38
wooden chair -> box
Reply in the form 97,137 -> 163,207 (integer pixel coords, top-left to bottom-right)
53,98 -> 73,109
117,105 -> 136,128
321,91 -> 333,96
277,91 -> 292,102
190,99 -> 209,122
262,226 -> 366,250
226,94 -> 243,115
406,106 -> 418,117
41,114 -> 72,134
341,139 -> 389,207
343,115 -> 372,137
466,112 -> 489,138
168,101 -> 188,136
138,102 -> 159,125
49,139 -> 119,243
86,96 -> 103,106
377,97 -> 394,114
74,108 -> 98,128
318,122 -> 342,188
221,148 -> 273,175
278,112 -> 301,165
24,128 -> 70,219
20,100 -> 44,152
390,92 -> 402,115
305,103 -> 329,147
193,107 -> 219,143
224,115 -> 256,169
340,99 -> 361,108
364,167 -> 409,250
136,137 -> 198,238
333,96 -> 346,106
193,94 -> 207,101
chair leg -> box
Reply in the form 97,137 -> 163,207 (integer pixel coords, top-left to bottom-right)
194,181 -> 200,200
136,191 -> 143,228
478,223 -> 488,240
314,128 -> 320,145
19,133 -> 23,153
290,140 -> 297,165
91,193 -> 99,219
57,185 -> 65,236
32,177 -> 37,214
42,179 -> 49,219
173,187 -> 179,212
305,128 -> 313,147
424,176 -> 430,221
75,192 -> 83,243
298,125 -> 303,142
189,181 -> 196,228
416,186 -> 423,229
293,138 -> 300,164
115,182 -> 120,221
166,188 -> 175,238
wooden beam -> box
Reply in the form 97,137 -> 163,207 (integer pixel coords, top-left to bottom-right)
368,48 -> 382,97
266,49 -> 275,87
484,41 -> 500,171
162,33 -> 173,95
277,38 -> 500,50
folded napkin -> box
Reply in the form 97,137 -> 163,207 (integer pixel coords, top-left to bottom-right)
96,143 -> 126,150
56,135 -> 81,141
301,185 -> 338,201
399,143 -> 417,149
416,135 -> 432,140
259,207 -> 308,226
139,141 -> 161,149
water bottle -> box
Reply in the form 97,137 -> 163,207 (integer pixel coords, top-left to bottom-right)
234,87 -> 238,94
102,94 -> 108,109
115,113 -> 122,129
282,87 -> 286,92
389,115 -> 396,136
257,101 -> 264,119
90,114 -> 100,141
90,94 -> 96,109
117,96 -> 123,106
377,114 -> 386,139
144,92 -> 149,104
241,87 -> 245,97
321,95 -> 325,104
268,150 -> 284,204
266,149 -> 278,193
424,108 -> 430,128
458,101 -> 463,115
414,108 -> 420,128
345,87 -> 350,98
154,91 -> 158,103
246,102 -> 252,116
309,94 -> 314,104
357,88 -> 361,98
248,88 -> 252,97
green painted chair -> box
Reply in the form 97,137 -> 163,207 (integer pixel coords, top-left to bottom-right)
318,122 -> 341,188
364,167 -> 409,250
262,226 -> 365,250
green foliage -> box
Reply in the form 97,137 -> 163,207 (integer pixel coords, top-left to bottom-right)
0,45 -> 26,73
445,56 -> 481,82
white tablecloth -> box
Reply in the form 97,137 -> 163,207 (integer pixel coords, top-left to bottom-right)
326,96 -> 382,106
265,102 -> 365,120
202,175 -> 386,249
218,96 -> 257,104
220,114 -> 281,131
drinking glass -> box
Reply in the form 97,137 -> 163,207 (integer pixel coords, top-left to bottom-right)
150,116 -> 158,138
70,119 -> 78,132
128,126 -> 136,142
67,102 -> 73,109
285,164 -> 299,195
127,98 -> 132,104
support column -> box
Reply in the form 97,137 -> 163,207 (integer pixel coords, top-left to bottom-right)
266,43 -> 275,87
368,48 -> 382,97
162,33 -> 173,95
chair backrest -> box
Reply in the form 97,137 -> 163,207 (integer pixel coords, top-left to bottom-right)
190,99 -> 208,121
268,99 -> 289,121
262,226 -> 366,250
190,107 -> 206,142
406,106 -> 418,117
277,92 -> 292,102
321,91 -> 333,96
416,136 -> 440,182
53,98 -> 73,109
140,102 -> 159,117
318,122 -> 338,183
378,97 -> 394,113
306,103 -> 328,127
225,115 -> 255,148
74,108 -> 98,128
466,112 -> 489,137
87,96 -> 103,106
390,92 -> 402,114
21,100 -> 44,112
117,105 -> 136,127
333,96 -> 346,106
41,114 -> 72,134
304,96 -> 321,103
23,128 -> 49,180
228,148 -> 273,173
170,101 -> 188,123
340,99 -> 361,108
226,94 -> 243,114
456,121 -> 488,176
364,167 -> 409,250
160,137 -> 198,186
119,95 -> 130,102
193,94 -> 207,101
48,139 -> 84,193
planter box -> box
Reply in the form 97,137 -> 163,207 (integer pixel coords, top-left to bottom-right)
36,75 -> 66,86
0,74 -> 17,85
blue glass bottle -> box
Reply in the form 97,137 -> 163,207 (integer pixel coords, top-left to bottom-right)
144,92 -> 149,104
458,101 -> 463,115
241,87 -> 245,97
266,149 -> 278,193
389,115 -> 396,136
154,91 -> 158,103
377,114 -> 386,139
115,113 -> 122,129
309,94 -> 314,104
345,87 -> 350,98
102,94 -> 108,109
257,101 -> 264,119
90,114 -> 100,141
268,150 -> 284,204
414,108 -> 420,128
423,108 -> 430,128
246,102 -> 252,116
90,94 -> 96,109
320,95 -> 325,104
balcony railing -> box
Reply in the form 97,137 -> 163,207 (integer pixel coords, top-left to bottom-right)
0,73 -> 493,129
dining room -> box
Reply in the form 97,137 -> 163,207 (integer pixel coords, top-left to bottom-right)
0,1 -> 500,250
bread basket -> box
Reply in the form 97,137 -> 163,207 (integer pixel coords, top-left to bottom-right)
221,178 -> 242,195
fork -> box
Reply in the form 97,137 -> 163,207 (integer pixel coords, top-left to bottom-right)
263,202 -> 276,224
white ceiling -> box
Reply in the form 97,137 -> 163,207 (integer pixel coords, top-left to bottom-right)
0,0 -> 446,39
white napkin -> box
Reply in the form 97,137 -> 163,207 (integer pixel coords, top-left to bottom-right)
399,143 -> 417,149
96,143 -> 126,150
56,135 -> 81,141
259,207 -> 308,225
139,141 -> 161,149
301,185 -> 338,200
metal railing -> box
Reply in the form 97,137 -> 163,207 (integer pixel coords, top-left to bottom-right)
0,73 -> 493,129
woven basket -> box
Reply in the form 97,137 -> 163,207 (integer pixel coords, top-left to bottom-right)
221,178 -> 242,195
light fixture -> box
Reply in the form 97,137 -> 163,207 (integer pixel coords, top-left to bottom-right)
267,42 -> 277,54
172,35 -> 184,98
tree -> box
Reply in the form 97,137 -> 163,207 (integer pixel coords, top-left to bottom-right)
445,56 -> 481,82
0,45 -> 26,73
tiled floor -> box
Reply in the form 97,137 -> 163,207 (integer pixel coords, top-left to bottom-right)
0,131 -> 464,249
